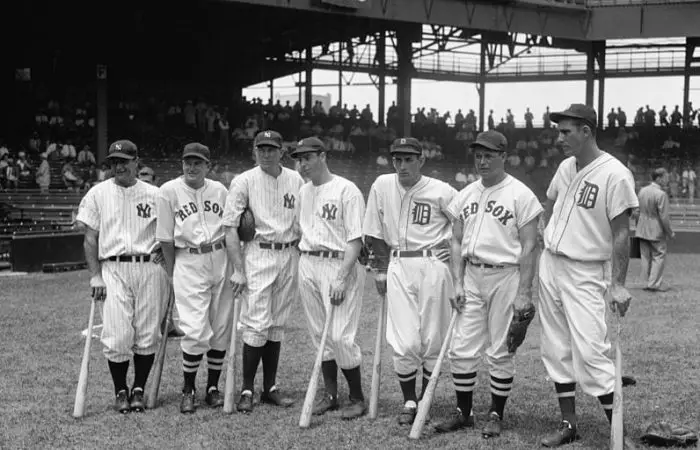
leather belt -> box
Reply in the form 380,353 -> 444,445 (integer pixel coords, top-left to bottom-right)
188,241 -> 226,254
301,250 -> 344,259
259,240 -> 298,250
107,254 -> 151,263
465,258 -> 505,269
391,249 -> 433,258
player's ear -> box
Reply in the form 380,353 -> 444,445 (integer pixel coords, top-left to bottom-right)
418,155 -> 426,168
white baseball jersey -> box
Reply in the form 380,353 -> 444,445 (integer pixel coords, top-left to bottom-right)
447,175 -> 543,265
544,153 -> 638,261
298,175 -> 365,252
76,179 -> 160,258
363,174 -> 457,250
156,177 -> 228,248
223,166 -> 304,243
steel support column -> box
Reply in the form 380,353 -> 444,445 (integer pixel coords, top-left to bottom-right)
269,79 -> 274,103
396,27 -> 414,136
338,41 -> 343,107
377,32 -> 386,126
585,44 -> 595,108
305,46 -> 313,115
478,41 -> 486,133
682,37 -> 696,127
96,65 -> 108,164
595,41 -> 606,129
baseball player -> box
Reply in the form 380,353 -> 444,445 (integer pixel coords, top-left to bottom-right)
224,130 -> 304,413
291,137 -> 368,420
538,104 -> 638,447
362,137 -> 457,425
76,139 -> 170,414
434,130 -> 543,438
156,143 -> 234,414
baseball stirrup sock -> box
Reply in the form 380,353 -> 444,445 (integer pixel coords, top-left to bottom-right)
397,370 -> 418,403
242,343 -> 264,393
133,354 -> 155,390
262,340 -> 281,393
598,392 -> 614,422
206,349 -> 226,390
489,375 -> 513,418
321,360 -> 339,397
555,382 -> 577,424
420,367 -> 432,400
182,352 -> 203,392
108,360 -> 130,395
342,366 -> 364,401
453,372 -> 477,416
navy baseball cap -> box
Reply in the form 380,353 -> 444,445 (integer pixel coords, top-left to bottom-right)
254,130 -> 283,149
470,130 -> 508,152
107,140 -> 138,160
550,104 -> 598,129
390,137 -> 422,155
290,137 -> 326,158
182,143 -> 211,162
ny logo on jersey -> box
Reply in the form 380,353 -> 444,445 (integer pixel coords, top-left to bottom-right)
283,193 -> 295,209
136,203 -> 152,219
411,202 -> 431,225
320,203 -> 338,221
576,181 -> 599,209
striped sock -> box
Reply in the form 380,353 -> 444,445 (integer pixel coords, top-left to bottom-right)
182,352 -> 203,393
489,374 -> 513,418
397,370 -> 418,404
555,382 -> 577,425
598,392 -> 614,422
453,372 -> 477,416
206,349 -> 226,391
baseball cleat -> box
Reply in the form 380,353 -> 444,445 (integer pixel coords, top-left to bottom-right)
340,398 -> 367,420
129,387 -> 145,412
434,410 -> 475,433
312,394 -> 339,416
260,388 -> 294,408
237,391 -> 253,413
204,387 -> 224,408
482,411 -> 502,438
541,420 -> 580,447
398,404 -> 417,426
180,390 -> 196,414
115,390 -> 130,414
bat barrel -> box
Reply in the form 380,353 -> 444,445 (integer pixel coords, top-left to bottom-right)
299,307 -> 335,428
223,299 -> 242,414
368,294 -> 387,420
73,300 -> 96,418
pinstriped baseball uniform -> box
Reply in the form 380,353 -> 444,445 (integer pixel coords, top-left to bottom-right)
298,175 -> 366,369
156,177 -> 233,356
76,179 -> 170,362
363,174 -> 457,378
445,174 -> 542,397
223,165 -> 304,347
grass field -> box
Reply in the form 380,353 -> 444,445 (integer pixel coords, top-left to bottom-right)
1,255 -> 699,450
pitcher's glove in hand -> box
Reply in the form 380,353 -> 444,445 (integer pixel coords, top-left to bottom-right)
641,421 -> 698,447
238,208 -> 256,242
507,305 -> 536,353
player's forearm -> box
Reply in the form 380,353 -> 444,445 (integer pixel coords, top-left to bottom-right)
159,241 -> 176,278
516,239 -> 537,297
83,234 -> 101,278
611,222 -> 631,287
662,218 -> 673,237
450,233 -> 464,287
225,227 -> 245,273
338,239 -> 362,280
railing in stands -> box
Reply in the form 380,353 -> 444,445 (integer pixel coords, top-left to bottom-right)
585,0 -> 700,6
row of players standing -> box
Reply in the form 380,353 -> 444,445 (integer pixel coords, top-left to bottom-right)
77,103 -> 637,448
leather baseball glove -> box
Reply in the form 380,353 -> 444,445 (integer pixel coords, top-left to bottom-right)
238,208 -> 256,242
507,304 -> 536,353
641,421 -> 698,447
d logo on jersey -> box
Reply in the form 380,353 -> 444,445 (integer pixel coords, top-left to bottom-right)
576,181 -> 599,209
283,193 -> 295,209
136,203 -> 152,219
321,203 -> 338,221
411,202 -> 431,225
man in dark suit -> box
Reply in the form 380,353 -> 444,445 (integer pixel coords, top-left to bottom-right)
635,168 -> 675,291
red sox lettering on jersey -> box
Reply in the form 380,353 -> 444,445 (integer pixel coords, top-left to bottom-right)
174,200 -> 224,221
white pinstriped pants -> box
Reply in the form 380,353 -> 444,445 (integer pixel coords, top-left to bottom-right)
298,255 -> 365,369
101,260 -> 170,362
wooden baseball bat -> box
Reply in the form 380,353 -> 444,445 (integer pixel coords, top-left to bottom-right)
610,317 -> 624,450
73,300 -> 96,418
223,297 -> 243,414
299,306 -> 336,428
146,289 -> 175,409
369,293 -> 388,420
409,311 -> 458,440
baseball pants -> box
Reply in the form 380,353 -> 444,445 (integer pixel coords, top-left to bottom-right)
101,260 -> 170,362
537,250 -> 615,397
239,243 -> 299,347
639,239 -> 667,290
386,255 -> 453,376
173,246 -> 234,355
298,254 -> 365,369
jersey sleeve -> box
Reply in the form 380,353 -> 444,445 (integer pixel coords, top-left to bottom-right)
440,183 -> 459,221
445,188 -> 464,222
607,169 -> 639,221
516,185 -> 545,229
362,180 -> 384,240
75,187 -> 100,231
546,162 -> 565,201
222,173 -> 249,227
342,183 -> 366,242
155,186 -> 175,242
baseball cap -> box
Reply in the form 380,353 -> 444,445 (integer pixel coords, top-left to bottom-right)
107,140 -> 138,160
254,130 -> 283,149
390,137 -> 422,155
550,104 -> 598,129
182,143 -> 210,162
470,130 -> 508,152
290,137 -> 326,157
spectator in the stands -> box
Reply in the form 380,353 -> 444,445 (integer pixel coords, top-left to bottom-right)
62,158 -> 83,192
0,154 -> 8,189
97,162 -> 110,183
77,145 -> 96,166
617,107 -> 627,128
668,167 -> 680,201
184,100 -> 196,128
219,115 -> 231,154
488,110 -> 495,130
4,156 -> 19,190
220,163 -> 235,188
60,140 -> 77,159
659,105 -> 669,126
0,141 -> 9,159
455,168 -> 468,189
36,153 -> 51,193
644,105 -> 656,127
634,107 -> 644,126
682,163 -> 697,202
607,108 -> 617,129
670,105 -> 682,127
506,109 -> 515,130
83,163 -> 99,189
543,106 -> 551,129
28,133 -> 42,154
16,152 -> 33,185
524,107 -> 534,130
138,166 -> 156,185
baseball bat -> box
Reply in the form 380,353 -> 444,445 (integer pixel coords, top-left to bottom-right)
146,289 -> 175,409
299,306 -> 336,428
73,300 -> 97,418
409,311 -> 458,440
369,293 -> 388,420
610,317 -> 624,450
223,297 -> 243,414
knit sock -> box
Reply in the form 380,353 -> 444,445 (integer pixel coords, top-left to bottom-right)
242,343 -> 264,393
489,375 -> 514,419
262,340 -> 281,393
397,370 -> 418,404
452,372 -> 477,416
132,353 -> 155,390
108,360 -> 129,395
321,360 -> 339,397
599,392 -> 614,422
555,382 -> 577,425
341,366 -> 364,401
182,352 -> 203,393
419,367 -> 431,400
206,349 -> 226,391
